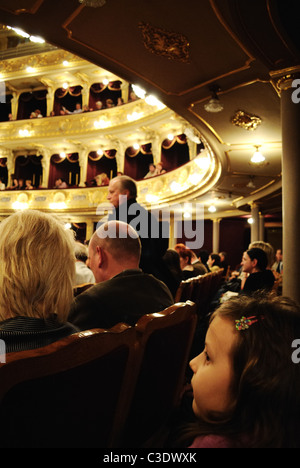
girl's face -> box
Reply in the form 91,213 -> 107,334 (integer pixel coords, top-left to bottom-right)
190,315 -> 238,419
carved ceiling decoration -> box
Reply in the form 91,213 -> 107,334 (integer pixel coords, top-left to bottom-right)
138,22 -> 190,63
231,110 -> 262,131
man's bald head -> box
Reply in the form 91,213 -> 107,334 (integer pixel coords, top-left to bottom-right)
91,220 -> 141,263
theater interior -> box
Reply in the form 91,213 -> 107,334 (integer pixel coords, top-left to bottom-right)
0,0 -> 299,301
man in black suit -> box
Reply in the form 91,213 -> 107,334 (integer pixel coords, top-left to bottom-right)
68,220 -> 174,330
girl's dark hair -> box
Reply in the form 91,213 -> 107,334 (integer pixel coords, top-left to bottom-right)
178,293 -> 300,448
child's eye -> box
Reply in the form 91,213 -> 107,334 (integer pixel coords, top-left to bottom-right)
204,351 -> 210,363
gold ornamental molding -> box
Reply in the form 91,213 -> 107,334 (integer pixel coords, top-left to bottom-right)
231,110 -> 262,131
138,22 -> 190,63
270,66 -> 300,94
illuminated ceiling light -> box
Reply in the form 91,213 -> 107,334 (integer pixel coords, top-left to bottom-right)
102,78 -> 109,85
167,133 -> 174,141
208,205 -> 217,213
8,26 -> 30,38
59,152 -> 66,158
97,149 -> 104,156
132,84 -> 146,99
78,0 -> 106,6
145,95 -> 165,109
247,217 -> 254,224
183,211 -> 192,219
204,85 -> 224,113
63,60 -> 69,66
19,129 -> 31,137
62,82 -> 69,90
12,201 -> 29,211
133,143 -> 140,150
29,35 -> 45,44
251,146 -> 265,164
26,66 -> 35,73
64,222 -> 72,230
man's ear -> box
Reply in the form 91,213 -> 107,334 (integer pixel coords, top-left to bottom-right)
96,245 -> 103,267
252,258 -> 258,268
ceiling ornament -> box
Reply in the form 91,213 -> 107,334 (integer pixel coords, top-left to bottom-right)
138,22 -> 190,63
231,110 -> 262,131
78,0 -> 106,7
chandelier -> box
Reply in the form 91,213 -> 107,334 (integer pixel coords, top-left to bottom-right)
78,0 -> 106,7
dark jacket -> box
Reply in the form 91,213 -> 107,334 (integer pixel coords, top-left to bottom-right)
68,269 -> 174,330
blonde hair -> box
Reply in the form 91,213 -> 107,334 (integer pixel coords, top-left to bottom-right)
0,210 -> 75,322
249,241 -> 274,268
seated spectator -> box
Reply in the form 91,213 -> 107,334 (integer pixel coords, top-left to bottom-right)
18,178 -> 25,190
117,97 -> 124,106
155,162 -> 166,175
7,175 -> 19,190
178,248 -> 199,280
219,251 -> 228,273
68,220 -> 174,330
0,177 -> 5,191
144,163 -> 156,179
74,241 -> 95,286
25,179 -> 33,190
62,103 -> 83,114
241,248 -> 274,294
0,210 -> 78,352
35,109 -> 43,118
82,104 -> 92,112
191,251 -> 208,275
207,253 -> 221,272
249,241 -> 275,270
184,294 -> 300,448
95,172 -> 110,186
105,99 -> 114,108
272,248 -> 283,275
94,101 -> 103,110
162,248 -> 183,298
54,178 -> 68,189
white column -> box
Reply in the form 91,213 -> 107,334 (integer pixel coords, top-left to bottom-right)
212,218 -> 221,253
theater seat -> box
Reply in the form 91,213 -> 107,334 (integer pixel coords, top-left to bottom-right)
120,300 -> 197,447
0,324 -> 137,448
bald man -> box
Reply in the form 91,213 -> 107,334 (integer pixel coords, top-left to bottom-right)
68,221 -> 173,330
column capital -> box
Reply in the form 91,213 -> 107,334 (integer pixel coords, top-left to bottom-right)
270,66 -> 300,94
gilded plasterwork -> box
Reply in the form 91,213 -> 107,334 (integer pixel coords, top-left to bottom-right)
231,110 -> 262,131
139,22 -> 190,63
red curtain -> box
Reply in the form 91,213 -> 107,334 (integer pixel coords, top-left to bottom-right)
14,155 -> 43,187
48,153 -> 80,188
89,81 -> 122,110
124,144 -> 153,180
86,150 -> 117,185
17,90 -> 47,120
53,86 -> 83,115
161,134 -> 190,171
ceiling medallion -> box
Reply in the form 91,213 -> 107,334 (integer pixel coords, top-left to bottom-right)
139,22 -> 190,63
231,110 -> 262,131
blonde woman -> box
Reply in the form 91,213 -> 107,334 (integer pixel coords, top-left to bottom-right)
0,210 -> 78,352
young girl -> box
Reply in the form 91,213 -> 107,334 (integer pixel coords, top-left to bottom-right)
185,294 -> 300,448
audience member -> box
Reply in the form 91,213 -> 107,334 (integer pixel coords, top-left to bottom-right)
74,241 -> 95,286
241,248 -> 274,293
249,241 -> 275,269
7,175 -> 19,190
25,179 -> 33,190
178,248 -> 199,280
179,294 -> 300,448
162,249 -> 183,298
18,178 -> 25,190
155,162 -> 166,175
54,178 -> 68,189
117,97 -> 124,106
219,251 -> 228,273
68,220 -> 174,330
106,175 -> 169,281
0,178 -> 5,190
95,173 -> 110,186
62,103 -> 83,114
272,248 -> 283,275
105,99 -> 114,108
191,251 -> 208,275
94,101 -> 103,110
207,253 -> 221,272
0,210 -> 78,352
144,163 -> 156,178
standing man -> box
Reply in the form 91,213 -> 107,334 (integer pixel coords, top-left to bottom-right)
106,175 -> 169,281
